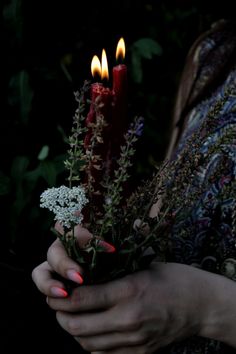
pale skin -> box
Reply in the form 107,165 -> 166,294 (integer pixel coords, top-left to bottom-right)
32,225 -> 236,353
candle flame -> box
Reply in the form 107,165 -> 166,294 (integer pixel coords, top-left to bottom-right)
116,37 -> 125,61
101,49 -> 109,81
91,55 -> 101,78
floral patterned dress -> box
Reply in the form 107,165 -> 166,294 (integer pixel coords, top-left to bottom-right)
161,20 -> 236,354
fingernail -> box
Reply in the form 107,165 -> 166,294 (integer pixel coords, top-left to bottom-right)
66,270 -> 84,284
99,240 -> 116,253
51,287 -> 68,298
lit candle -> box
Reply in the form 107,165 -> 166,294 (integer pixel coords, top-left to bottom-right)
110,37 -> 128,160
84,52 -> 112,148
83,50 -> 113,221
113,37 -> 127,97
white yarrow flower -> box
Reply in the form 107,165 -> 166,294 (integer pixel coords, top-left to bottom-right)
40,185 -> 88,228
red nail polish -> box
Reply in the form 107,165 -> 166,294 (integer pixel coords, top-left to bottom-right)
51,287 -> 68,298
99,240 -> 116,253
67,270 -> 84,284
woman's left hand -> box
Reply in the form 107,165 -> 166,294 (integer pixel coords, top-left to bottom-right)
47,262 -> 217,353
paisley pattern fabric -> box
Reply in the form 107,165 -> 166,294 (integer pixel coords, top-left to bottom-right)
163,21 -> 236,353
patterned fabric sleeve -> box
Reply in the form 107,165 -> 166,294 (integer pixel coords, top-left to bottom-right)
161,20 -> 236,354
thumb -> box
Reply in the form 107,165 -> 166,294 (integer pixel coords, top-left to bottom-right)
47,238 -> 84,285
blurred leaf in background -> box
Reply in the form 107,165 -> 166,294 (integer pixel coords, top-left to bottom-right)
8,70 -> 34,125
131,38 -> 163,84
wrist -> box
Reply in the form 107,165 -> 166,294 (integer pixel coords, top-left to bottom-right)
199,271 -> 236,348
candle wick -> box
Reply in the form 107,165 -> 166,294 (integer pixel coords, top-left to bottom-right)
93,72 -> 101,83
102,77 -> 109,88
117,56 -> 124,66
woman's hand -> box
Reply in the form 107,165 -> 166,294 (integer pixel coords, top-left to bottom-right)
32,223 -> 114,297
47,262 -> 211,353
32,228 -> 236,352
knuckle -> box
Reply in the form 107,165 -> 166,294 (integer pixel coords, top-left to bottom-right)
134,331 -> 148,345
122,277 -> 137,299
76,338 -> 94,352
70,288 -> 81,307
125,307 -> 142,331
67,319 -> 81,336
73,287 -> 87,306
46,244 -> 54,265
31,267 -> 37,283
46,297 -> 53,308
72,286 -> 98,310
31,262 -> 45,283
126,317 -> 141,331
31,263 -> 47,293
47,245 -> 67,277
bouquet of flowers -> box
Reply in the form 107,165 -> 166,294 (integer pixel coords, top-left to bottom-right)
40,47 -> 236,284
39,77 -> 174,284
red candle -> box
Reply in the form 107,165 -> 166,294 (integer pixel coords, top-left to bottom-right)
84,52 -> 112,148
84,51 -> 112,205
110,38 -> 128,160
113,37 -> 127,96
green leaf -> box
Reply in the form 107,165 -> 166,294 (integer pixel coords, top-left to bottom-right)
40,160 -> 57,186
132,38 -> 163,60
38,145 -> 49,161
24,165 -> 42,181
131,38 -> 163,84
0,172 -> 11,196
131,52 -> 143,84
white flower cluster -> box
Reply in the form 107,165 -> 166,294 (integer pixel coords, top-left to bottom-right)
40,185 -> 88,228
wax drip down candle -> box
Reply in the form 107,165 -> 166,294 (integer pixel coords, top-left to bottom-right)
84,52 -> 111,149
84,50 -> 112,219
110,37 -> 128,162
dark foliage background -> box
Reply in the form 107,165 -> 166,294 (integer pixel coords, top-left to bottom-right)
0,1 -> 230,353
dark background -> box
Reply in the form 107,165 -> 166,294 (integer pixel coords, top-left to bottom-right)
0,1 -> 231,353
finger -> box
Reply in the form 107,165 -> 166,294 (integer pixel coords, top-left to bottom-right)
72,225 -> 115,253
48,276 -> 133,312
91,347 -> 152,354
56,311 -> 120,337
47,238 -> 84,284
55,302 -> 139,336
32,261 -> 68,298
55,222 -> 115,254
55,222 -> 93,248
73,330 -> 147,352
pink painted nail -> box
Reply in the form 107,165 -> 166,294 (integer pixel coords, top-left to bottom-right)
66,270 -> 84,284
99,240 -> 116,253
51,287 -> 68,298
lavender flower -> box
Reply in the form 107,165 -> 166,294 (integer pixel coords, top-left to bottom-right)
40,185 -> 88,228
128,116 -> 144,137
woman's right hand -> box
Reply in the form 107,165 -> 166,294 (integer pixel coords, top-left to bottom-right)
32,223 -> 90,298
32,222 -> 115,298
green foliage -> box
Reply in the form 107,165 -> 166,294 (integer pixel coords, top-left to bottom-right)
131,38 -> 163,83
37,145 -> 49,161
